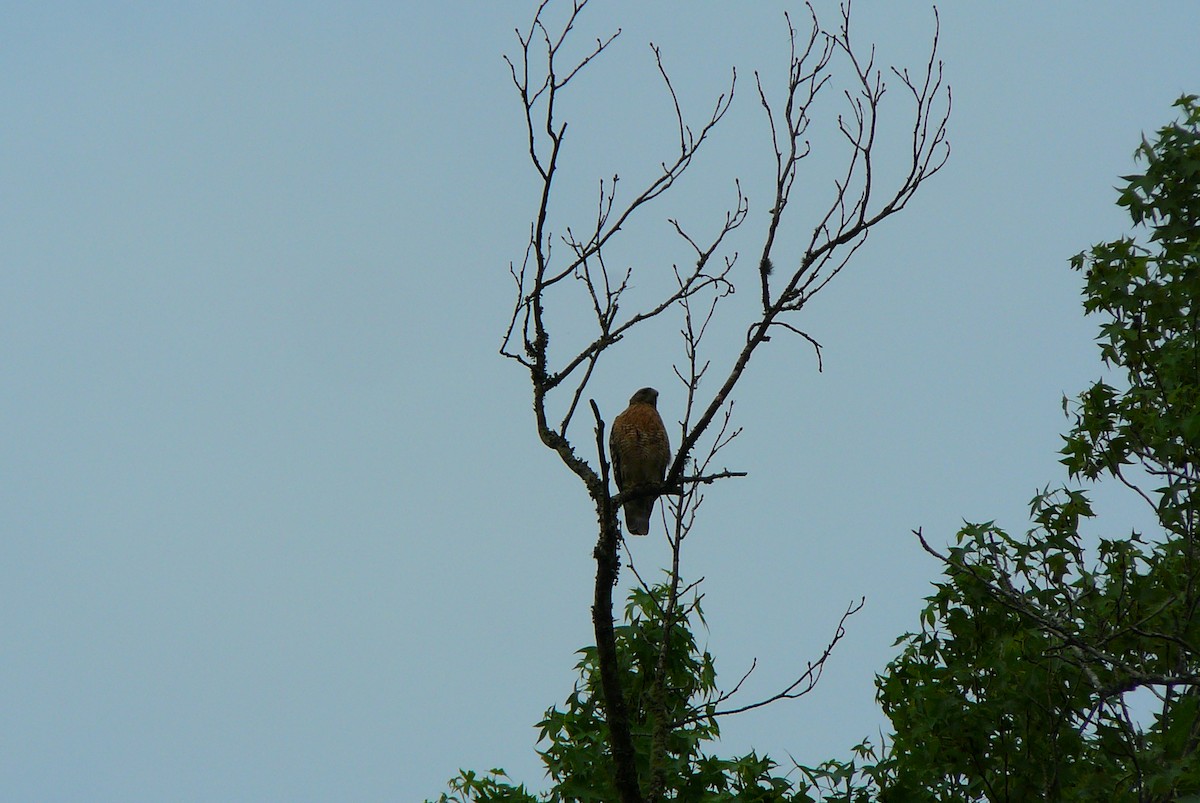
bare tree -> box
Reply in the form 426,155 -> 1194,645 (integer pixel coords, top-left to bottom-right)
500,2 -> 949,800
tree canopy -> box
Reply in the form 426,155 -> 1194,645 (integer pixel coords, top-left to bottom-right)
878,93 -> 1200,802
432,0 -> 1200,795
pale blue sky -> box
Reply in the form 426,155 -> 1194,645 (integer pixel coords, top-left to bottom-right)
2,2 -> 1198,800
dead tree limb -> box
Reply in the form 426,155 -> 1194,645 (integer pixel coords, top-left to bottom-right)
502,2 -> 949,799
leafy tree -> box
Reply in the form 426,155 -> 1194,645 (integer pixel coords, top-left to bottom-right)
433,1 -> 1200,797
428,1 -> 948,801
433,581 -> 867,803
434,88 -> 1200,803
875,94 -> 1200,801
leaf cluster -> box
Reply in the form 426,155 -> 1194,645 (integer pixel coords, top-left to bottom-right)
872,94 -> 1200,802
431,581 -> 871,802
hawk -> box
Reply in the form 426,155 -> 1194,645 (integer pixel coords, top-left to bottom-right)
609,387 -> 670,536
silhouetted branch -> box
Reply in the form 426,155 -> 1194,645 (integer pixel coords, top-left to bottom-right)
666,2 -> 949,493
672,596 -> 867,727
500,2 -> 949,797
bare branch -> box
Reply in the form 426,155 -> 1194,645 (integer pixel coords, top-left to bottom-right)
500,3 -> 951,797
765,321 -> 824,371
668,2 -> 949,492
673,596 -> 866,727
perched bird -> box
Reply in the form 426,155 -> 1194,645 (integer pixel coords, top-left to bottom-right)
609,387 -> 671,535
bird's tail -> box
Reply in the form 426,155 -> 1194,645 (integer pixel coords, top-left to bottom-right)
622,499 -> 653,536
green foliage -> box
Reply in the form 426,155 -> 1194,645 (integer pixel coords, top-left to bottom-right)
875,95 -> 1200,801
430,580 -> 878,802
1070,93 -> 1200,492
433,97 -> 1200,799
535,583 -> 723,799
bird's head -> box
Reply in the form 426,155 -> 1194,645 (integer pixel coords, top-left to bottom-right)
629,387 -> 659,406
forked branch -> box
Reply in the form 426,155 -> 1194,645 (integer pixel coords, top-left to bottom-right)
501,3 -> 949,800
